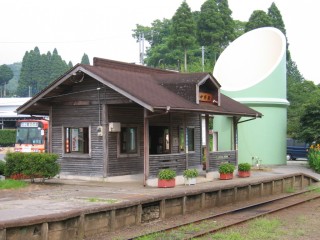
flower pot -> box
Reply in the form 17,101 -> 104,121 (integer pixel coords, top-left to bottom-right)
238,170 -> 251,178
158,179 -> 176,188
219,173 -> 233,180
185,177 -> 196,185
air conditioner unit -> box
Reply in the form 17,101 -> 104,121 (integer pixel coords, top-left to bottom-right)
109,122 -> 121,132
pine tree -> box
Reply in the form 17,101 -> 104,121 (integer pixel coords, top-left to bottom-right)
171,1 -> 196,72
17,47 -> 70,97
216,0 -> 235,48
81,53 -> 90,65
197,0 -> 235,62
245,10 -> 272,32
268,3 -> 286,36
0,64 -> 14,97
0,65 -> 13,86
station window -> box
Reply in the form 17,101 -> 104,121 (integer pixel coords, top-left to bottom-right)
65,127 -> 89,154
187,127 -> 195,152
120,126 -> 138,154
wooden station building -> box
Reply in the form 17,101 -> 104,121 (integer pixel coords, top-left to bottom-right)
17,58 -> 262,186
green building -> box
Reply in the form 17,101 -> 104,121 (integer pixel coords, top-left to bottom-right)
213,27 -> 288,166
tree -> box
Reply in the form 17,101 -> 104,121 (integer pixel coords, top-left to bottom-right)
81,53 -> 90,65
287,80 -> 317,138
0,64 -> 14,96
68,61 -> 73,68
17,47 -> 70,97
197,0 -> 235,63
299,96 -> 320,144
268,3 -> 286,36
0,64 -> 14,86
245,10 -> 272,32
216,0 -> 235,48
171,1 -> 197,72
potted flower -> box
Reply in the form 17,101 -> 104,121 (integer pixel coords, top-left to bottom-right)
183,168 -> 199,185
158,169 -> 176,188
238,163 -> 251,178
218,163 -> 235,180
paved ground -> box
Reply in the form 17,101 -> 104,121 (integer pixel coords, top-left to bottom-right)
0,160 -> 319,225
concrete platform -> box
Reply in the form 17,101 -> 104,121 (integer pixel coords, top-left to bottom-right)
0,161 -> 319,240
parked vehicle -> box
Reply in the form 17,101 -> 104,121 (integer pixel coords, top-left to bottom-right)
286,138 -> 309,160
14,119 -> 49,153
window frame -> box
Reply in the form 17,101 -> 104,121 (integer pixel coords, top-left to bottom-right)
186,126 -> 195,153
63,126 -> 91,158
117,125 -> 140,158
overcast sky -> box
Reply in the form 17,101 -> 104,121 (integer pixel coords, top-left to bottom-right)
0,0 -> 319,83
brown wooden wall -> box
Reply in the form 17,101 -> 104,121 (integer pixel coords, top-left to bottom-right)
50,76 -> 203,178
107,105 -> 144,176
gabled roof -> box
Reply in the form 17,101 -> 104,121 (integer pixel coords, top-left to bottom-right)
17,58 -> 262,118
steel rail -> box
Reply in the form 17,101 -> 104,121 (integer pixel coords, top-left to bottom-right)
133,188 -> 320,240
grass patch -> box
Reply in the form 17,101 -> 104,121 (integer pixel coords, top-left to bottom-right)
307,185 -> 320,193
87,197 -> 118,204
285,187 -> 295,193
136,219 -> 219,239
209,218 -> 282,240
0,179 -> 28,189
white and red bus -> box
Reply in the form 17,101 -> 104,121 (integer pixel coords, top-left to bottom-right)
14,119 -> 49,153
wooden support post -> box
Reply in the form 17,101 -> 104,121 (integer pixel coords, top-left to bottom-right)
301,175 -> 304,189
248,185 -> 251,200
136,204 -> 142,225
260,182 -> 264,197
201,193 -> 206,209
143,109 -> 150,186
41,222 -> 48,240
102,104 -> 108,178
217,190 -> 222,206
78,214 -> 85,239
182,196 -> 187,215
292,176 -> 295,189
233,187 -> 238,202
205,114 -> 210,171
160,199 -> 166,219
271,180 -> 275,194
110,210 -> 116,231
0,229 -> 6,240
282,179 -> 285,193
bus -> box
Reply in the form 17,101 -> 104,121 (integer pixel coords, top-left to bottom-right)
14,119 -> 49,153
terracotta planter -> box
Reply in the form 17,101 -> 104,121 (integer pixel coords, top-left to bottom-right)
158,179 -> 176,188
219,173 -> 233,180
238,171 -> 251,178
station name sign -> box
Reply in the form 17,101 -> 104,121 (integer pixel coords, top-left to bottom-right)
199,92 -> 214,103
20,122 -> 39,127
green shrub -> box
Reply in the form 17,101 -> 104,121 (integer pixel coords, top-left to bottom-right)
158,169 -> 176,180
0,129 -> 16,147
218,163 -> 235,174
0,160 -> 5,175
183,168 -> 199,179
308,144 -> 320,173
4,152 -> 60,182
238,163 -> 251,171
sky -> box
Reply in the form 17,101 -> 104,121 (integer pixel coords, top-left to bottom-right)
0,0 -> 319,84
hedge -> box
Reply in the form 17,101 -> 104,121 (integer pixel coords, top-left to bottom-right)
4,152 -> 60,182
0,129 -> 16,147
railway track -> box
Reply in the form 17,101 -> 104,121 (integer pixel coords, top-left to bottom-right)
134,187 -> 320,240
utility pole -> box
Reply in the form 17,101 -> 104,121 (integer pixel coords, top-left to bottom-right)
139,33 -> 145,65
201,46 -> 205,72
